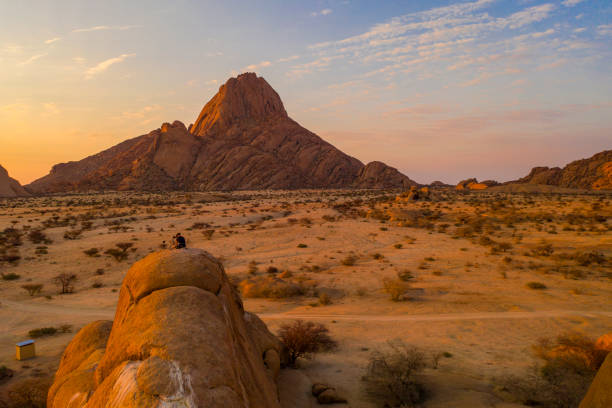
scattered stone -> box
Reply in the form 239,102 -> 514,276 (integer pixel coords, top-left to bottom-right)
311,383 -> 347,404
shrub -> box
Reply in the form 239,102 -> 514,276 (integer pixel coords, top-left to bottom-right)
497,331 -> 608,408
526,281 -> 547,290
297,243 -> 308,248
0,365 -> 13,383
239,276 -> 304,299
362,340 -> 427,407
382,278 -> 411,301
59,324 -> 72,333
278,320 -> 337,367
5,376 -> 52,408
104,248 -> 127,262
394,243 -> 403,249
28,327 -> 57,338
341,255 -> 357,266
498,242 -> 513,252
574,251 -> 606,266
53,273 -> 77,294
319,292 -> 332,305
532,244 -> 554,257
202,229 -> 215,240
397,269 -> 414,281
63,229 -> 83,240
83,248 -> 99,257
21,284 -> 43,296
27,230 -> 51,245
1,272 -> 20,281
116,242 -> 134,252
533,331 -> 608,372
35,246 -> 48,255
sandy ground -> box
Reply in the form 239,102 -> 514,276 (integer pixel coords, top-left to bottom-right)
0,189 -> 610,407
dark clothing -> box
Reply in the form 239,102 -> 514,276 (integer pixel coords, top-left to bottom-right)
176,235 -> 186,248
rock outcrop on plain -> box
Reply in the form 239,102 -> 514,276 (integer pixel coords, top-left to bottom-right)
455,178 -> 499,190
353,161 -> 416,189
48,248 -> 285,408
514,150 -> 612,190
0,165 -> 29,197
27,73 -> 416,193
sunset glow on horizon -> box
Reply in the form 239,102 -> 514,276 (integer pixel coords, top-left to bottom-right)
1,0 -> 610,185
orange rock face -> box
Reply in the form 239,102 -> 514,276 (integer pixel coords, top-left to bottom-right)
516,150 -> 612,190
48,249 -> 285,408
580,352 -> 612,408
27,73 -> 416,193
0,164 -> 29,197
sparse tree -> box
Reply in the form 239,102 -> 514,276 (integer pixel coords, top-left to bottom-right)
278,320 -> 337,367
53,273 -> 77,294
21,284 -> 43,296
362,340 -> 427,407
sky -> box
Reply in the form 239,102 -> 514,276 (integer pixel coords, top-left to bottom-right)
0,0 -> 611,185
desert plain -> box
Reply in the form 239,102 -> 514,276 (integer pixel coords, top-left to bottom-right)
0,188 -> 610,407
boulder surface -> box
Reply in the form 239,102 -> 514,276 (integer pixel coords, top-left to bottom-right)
580,352 -> 612,408
48,248 -> 285,408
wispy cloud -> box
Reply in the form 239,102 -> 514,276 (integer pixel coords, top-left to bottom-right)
288,0 -> 594,92
119,104 -> 161,119
245,60 -> 272,71
311,8 -> 333,17
562,0 -> 585,6
277,55 -> 300,63
287,55 -> 343,77
44,37 -> 61,45
18,53 -> 47,66
42,102 -> 60,116
597,24 -> 612,36
72,25 -> 140,33
1,44 -> 22,55
85,53 -> 135,79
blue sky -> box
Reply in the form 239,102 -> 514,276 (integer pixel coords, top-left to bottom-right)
0,0 -> 611,184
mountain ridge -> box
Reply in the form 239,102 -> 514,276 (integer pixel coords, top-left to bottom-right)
512,150 -> 612,190
0,164 -> 30,197
27,73 -> 417,193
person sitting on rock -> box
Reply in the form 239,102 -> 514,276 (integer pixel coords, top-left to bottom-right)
175,233 -> 186,249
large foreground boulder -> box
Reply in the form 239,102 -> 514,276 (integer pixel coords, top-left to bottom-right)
580,353 -> 612,408
580,333 -> 612,408
48,248 -> 285,408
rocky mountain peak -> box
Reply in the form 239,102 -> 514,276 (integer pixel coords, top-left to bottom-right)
26,72 -> 419,192
190,72 -> 287,137
0,164 -> 29,197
